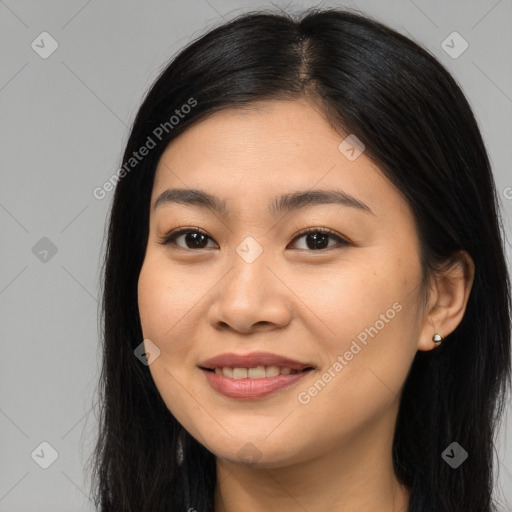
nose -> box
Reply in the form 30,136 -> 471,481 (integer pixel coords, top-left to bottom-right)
207,248 -> 292,335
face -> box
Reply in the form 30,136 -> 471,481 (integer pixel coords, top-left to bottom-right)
137,98 -> 427,468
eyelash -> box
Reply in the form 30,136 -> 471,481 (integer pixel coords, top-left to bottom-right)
157,226 -> 351,251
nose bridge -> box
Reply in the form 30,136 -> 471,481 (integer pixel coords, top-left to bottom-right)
227,235 -> 271,299
235,234 -> 267,267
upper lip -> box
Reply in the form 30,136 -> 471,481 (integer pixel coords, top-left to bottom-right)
199,352 -> 315,371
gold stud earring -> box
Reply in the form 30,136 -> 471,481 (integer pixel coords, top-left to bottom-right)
432,333 -> 444,347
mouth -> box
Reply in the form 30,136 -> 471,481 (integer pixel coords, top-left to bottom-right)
197,352 -> 316,399
199,366 -> 314,379
198,351 -> 315,373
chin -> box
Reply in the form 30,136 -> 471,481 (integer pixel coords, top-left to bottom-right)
203,435 -> 307,469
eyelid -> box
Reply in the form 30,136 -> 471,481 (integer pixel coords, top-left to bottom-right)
157,226 -> 216,248
289,226 -> 349,245
157,226 -> 351,250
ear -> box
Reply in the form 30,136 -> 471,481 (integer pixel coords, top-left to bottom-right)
417,250 -> 475,351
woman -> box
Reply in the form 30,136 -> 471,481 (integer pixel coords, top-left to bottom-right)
88,7 -> 511,512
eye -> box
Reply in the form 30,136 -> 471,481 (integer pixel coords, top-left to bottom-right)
288,228 -> 350,251
157,227 -> 350,251
158,227 -> 218,250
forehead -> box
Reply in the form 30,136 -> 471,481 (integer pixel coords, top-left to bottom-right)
156,99 -> 341,169
151,99 -> 407,221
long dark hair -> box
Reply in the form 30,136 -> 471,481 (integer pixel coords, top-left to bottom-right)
87,7 -> 511,511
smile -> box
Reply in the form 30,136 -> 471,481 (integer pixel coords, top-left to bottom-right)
208,366 -> 310,379
200,366 -> 314,399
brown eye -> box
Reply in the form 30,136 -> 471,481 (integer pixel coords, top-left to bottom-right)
158,227 -> 350,252
289,229 -> 349,251
158,228 -> 218,250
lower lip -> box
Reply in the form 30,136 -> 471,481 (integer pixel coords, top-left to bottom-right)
200,368 -> 313,399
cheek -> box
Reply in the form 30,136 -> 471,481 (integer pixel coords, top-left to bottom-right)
313,255 -> 421,392
305,257 -> 402,337
137,257 -> 203,344
137,260 -> 170,340
137,259 -> 207,433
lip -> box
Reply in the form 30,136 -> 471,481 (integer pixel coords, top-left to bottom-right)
198,351 -> 315,400
200,367 -> 314,399
198,351 -> 314,371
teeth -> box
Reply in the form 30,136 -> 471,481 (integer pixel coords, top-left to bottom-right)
265,366 -> 280,378
248,366 -> 265,379
233,367 -> 248,379
213,366 -> 305,379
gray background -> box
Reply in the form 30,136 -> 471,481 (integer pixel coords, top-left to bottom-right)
1,0 -> 511,510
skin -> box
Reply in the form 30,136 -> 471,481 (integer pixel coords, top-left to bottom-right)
137,98 -> 475,512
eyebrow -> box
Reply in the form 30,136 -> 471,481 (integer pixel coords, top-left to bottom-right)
153,188 -> 373,216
